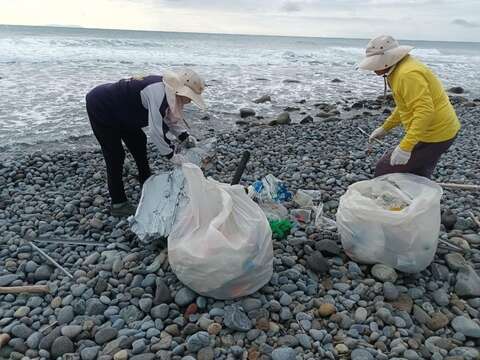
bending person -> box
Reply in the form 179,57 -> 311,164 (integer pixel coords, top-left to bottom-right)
360,35 -> 460,178
86,69 -> 206,216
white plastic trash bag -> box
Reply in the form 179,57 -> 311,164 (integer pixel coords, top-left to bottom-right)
168,163 -> 274,299
336,173 -> 443,273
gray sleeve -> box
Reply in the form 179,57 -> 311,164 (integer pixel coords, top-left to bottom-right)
140,83 -> 174,156
164,110 -> 188,138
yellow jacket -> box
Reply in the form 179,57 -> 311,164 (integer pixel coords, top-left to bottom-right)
382,55 -> 461,152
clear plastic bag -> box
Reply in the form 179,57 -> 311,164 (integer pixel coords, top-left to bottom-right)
336,173 -> 443,273
249,174 -> 292,204
168,164 -> 274,299
315,203 -> 337,230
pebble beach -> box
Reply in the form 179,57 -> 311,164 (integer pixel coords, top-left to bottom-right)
1,91 -> 480,360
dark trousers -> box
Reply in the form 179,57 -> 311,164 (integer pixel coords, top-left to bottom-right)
87,110 -> 151,204
375,136 -> 456,179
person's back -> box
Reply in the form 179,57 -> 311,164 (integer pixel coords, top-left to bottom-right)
86,75 -> 164,128
388,55 -> 460,147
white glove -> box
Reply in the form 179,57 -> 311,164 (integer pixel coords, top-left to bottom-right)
171,154 -> 187,166
184,135 -> 197,149
369,127 -> 387,143
390,145 -> 411,166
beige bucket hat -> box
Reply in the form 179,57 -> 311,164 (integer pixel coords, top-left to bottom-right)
359,35 -> 414,71
163,68 -> 207,109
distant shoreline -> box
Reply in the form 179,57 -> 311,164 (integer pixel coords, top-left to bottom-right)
2,23 -> 480,45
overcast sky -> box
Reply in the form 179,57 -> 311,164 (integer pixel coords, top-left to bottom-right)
1,0 -> 479,41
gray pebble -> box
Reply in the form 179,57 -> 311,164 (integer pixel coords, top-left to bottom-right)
271,347 -> 296,360
95,326 -> 118,345
80,346 -> 100,360
451,316 -> 480,338
351,348 -> 374,360
186,331 -> 210,352
175,287 -> 197,307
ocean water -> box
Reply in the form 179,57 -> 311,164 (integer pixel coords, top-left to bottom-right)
1,25 -> 480,148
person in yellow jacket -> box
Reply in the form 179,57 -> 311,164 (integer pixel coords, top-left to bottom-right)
360,35 -> 461,178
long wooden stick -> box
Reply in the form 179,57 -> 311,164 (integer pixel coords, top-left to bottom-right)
40,321 -> 58,335
0,285 -> 50,294
469,211 -> 480,228
34,238 -> 108,247
439,239 -> 463,252
29,242 -> 74,279
438,183 -> 480,191
357,127 -> 386,146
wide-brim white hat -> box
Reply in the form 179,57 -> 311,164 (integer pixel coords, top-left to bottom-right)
163,69 -> 207,110
359,35 -> 413,71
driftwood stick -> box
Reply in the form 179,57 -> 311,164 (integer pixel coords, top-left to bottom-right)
438,183 -> 480,191
357,127 -> 386,146
0,285 -> 50,294
40,321 -> 58,335
29,242 -> 74,279
468,211 -> 480,228
439,239 -> 463,252
34,238 -> 108,247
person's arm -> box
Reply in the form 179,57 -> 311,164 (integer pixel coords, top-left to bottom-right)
397,72 -> 435,151
164,108 -> 189,140
382,107 -> 401,132
140,83 -> 175,157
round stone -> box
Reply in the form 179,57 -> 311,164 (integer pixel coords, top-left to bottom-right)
175,287 -> 197,307
272,347 -> 296,360
335,344 -> 349,354
186,331 -> 210,352
351,348 -> 374,360
371,264 -> 398,283
51,336 -> 74,359
318,303 -> 336,317
207,323 -> 222,336
354,307 -> 368,323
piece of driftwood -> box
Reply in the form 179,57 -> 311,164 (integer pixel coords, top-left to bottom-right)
34,238 -> 108,247
438,239 -> 463,252
0,285 -> 50,294
438,183 -> 480,191
357,127 -> 387,146
468,211 -> 480,228
40,321 -> 58,335
29,242 -> 74,279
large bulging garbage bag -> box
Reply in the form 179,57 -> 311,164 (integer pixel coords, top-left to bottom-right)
336,173 -> 443,273
168,163 -> 273,299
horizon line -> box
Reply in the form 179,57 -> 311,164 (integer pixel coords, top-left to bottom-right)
1,23 -> 480,45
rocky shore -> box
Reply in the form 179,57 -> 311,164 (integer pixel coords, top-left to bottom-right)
0,95 -> 479,360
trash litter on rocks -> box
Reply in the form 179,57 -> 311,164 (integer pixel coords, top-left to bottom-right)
250,176 -> 336,231
291,188 -> 336,230
314,202 -> 338,230
247,174 -> 292,221
291,208 -> 312,223
269,219 -> 294,240
337,173 -> 443,272
249,174 -> 292,203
